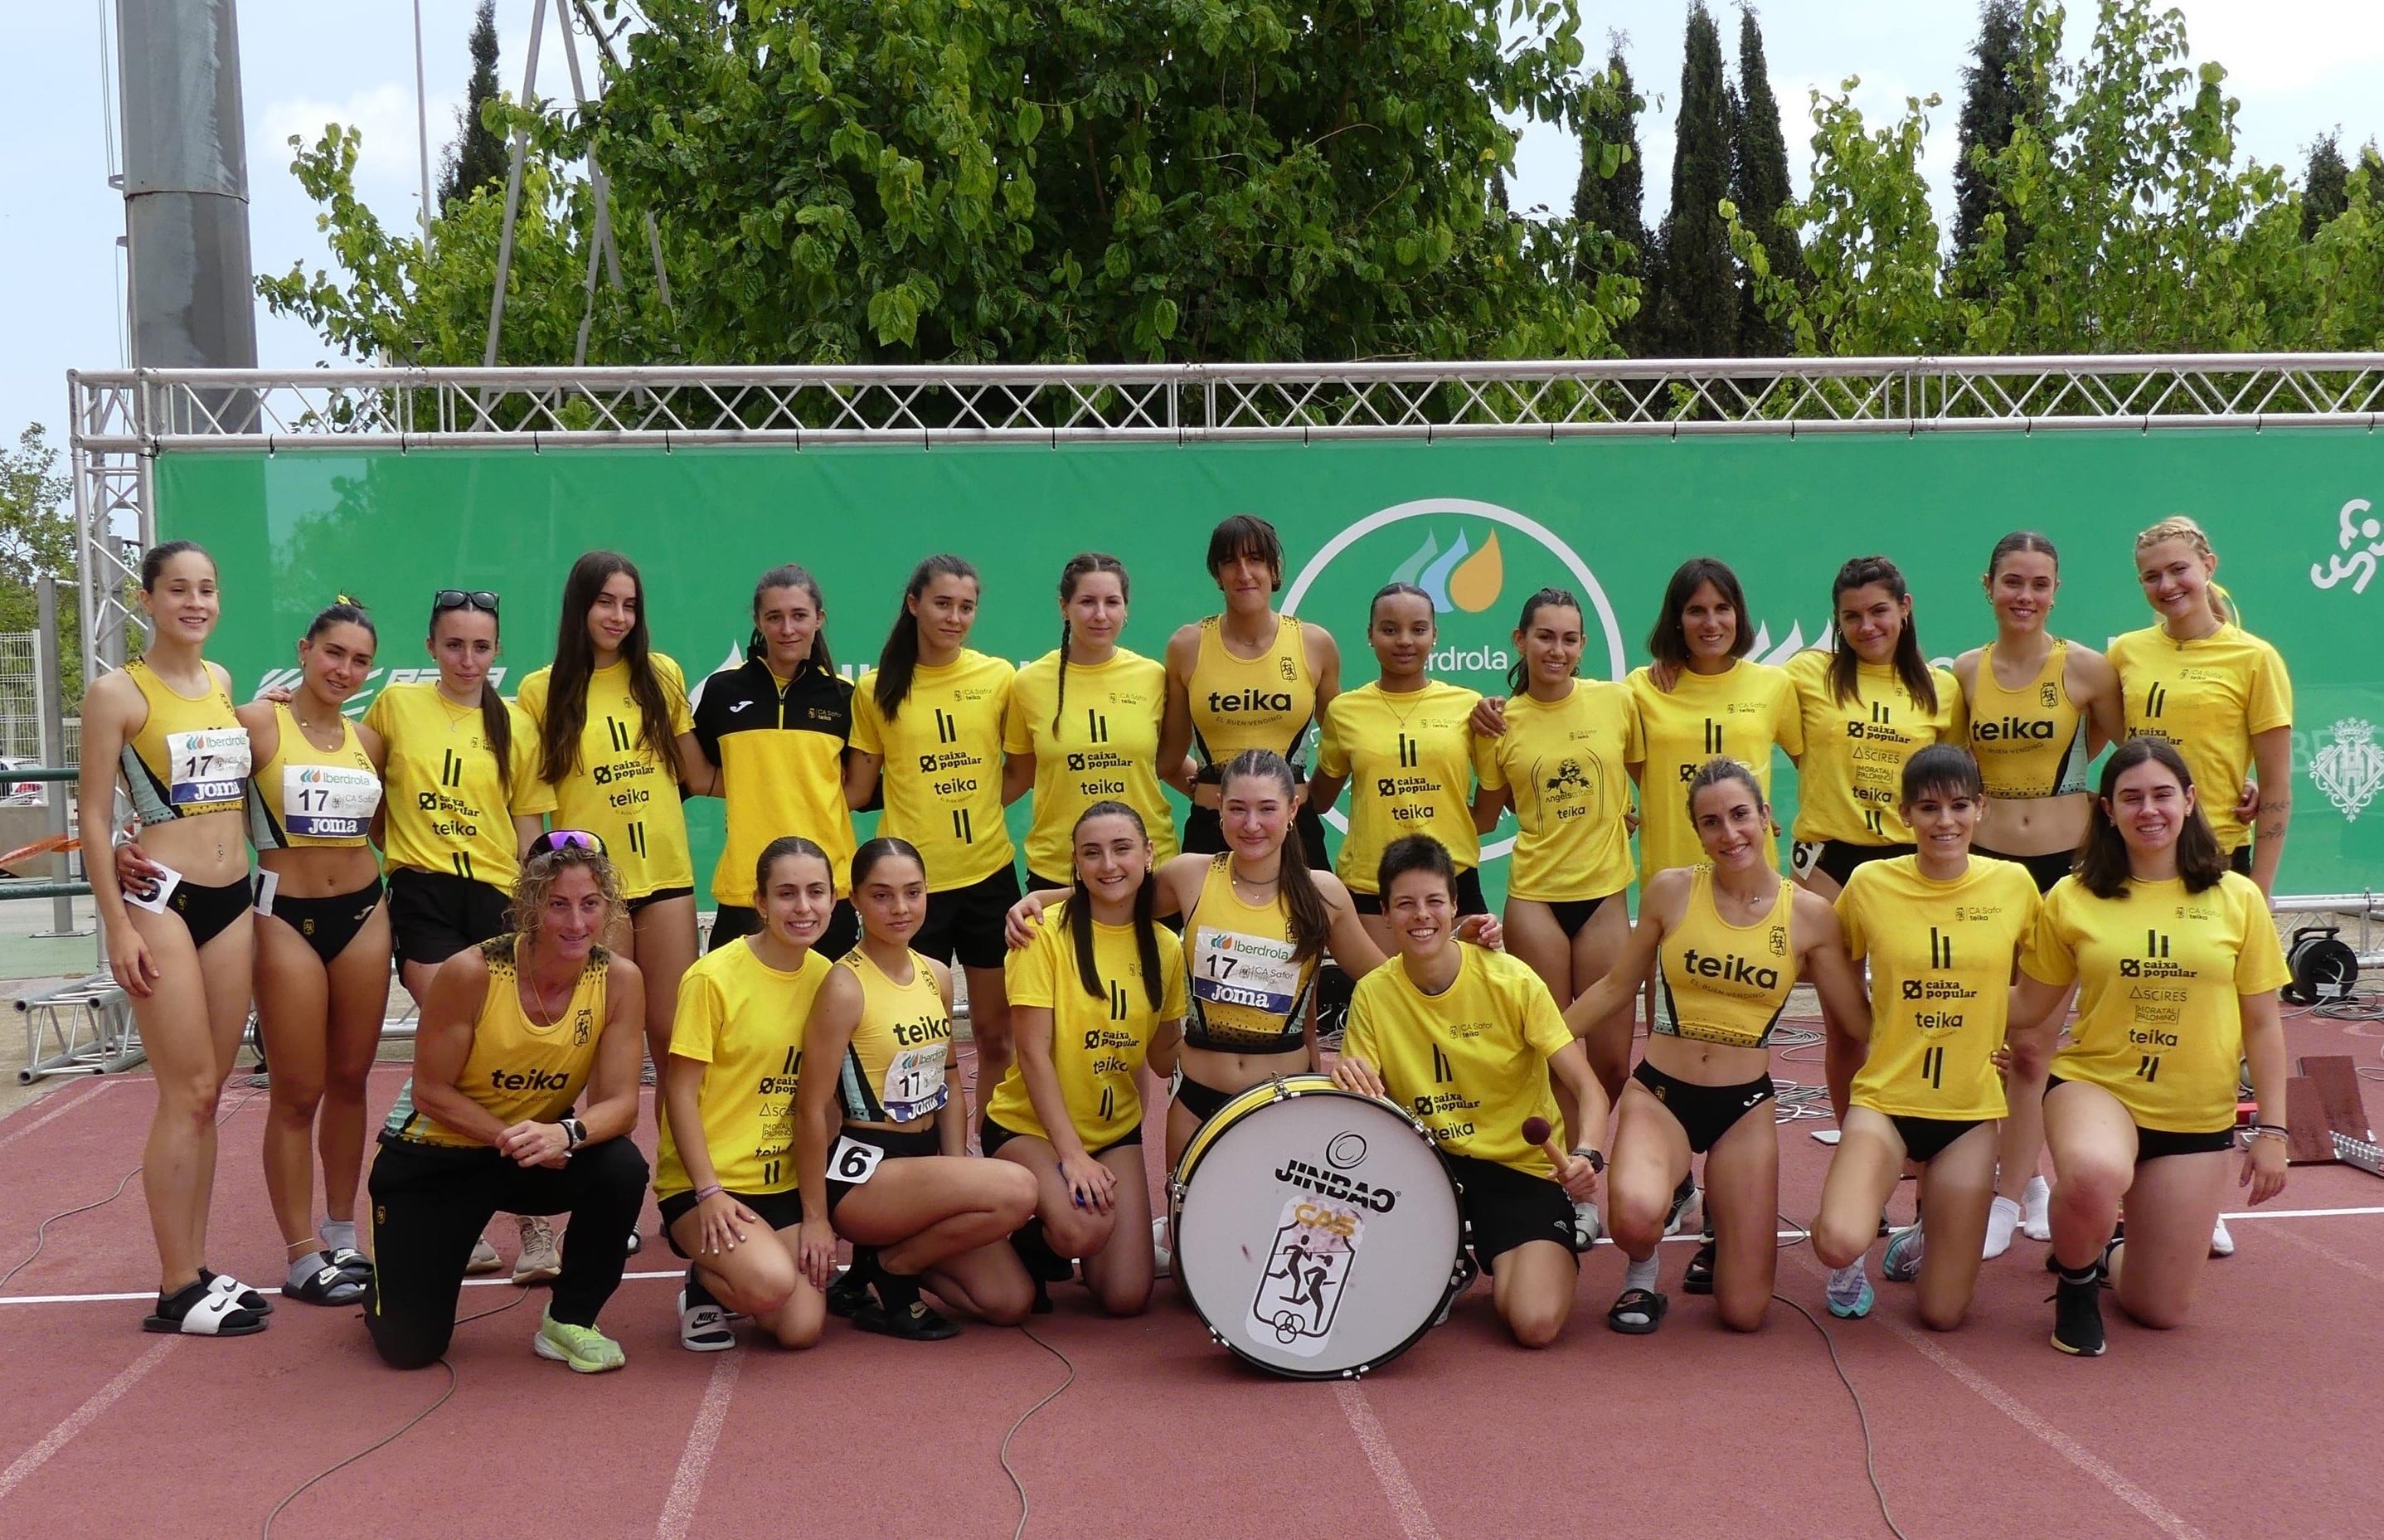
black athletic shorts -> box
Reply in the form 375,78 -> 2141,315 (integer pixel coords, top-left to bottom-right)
1350,867 -> 1488,918
824,1125 -> 941,1217
1182,803 -> 1335,871
706,900 -> 858,959
163,874 -> 253,952
1538,892 -> 1614,940
657,1186 -> 805,1259
1173,1071 -> 1238,1125
2226,845 -> 2253,877
2045,1075 -> 2239,1160
629,885 -> 694,915
1974,845 -> 2076,894
260,877 -> 385,965
1887,1114 -> 1988,1164
1441,1151 -> 1577,1269
914,866 -> 1022,972
978,1113 -> 1142,1160
388,867 -> 511,969
1791,838 -> 1916,889
1633,1060 -> 1777,1154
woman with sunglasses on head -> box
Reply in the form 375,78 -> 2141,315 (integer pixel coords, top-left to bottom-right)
692,564 -> 860,959
1158,514 -> 1340,866
517,552 -> 712,1069
1810,746 -> 2041,1326
1556,759 -> 1870,1336
1002,553 -> 1181,895
655,837 -> 839,1353
2008,740 -> 2290,1357
363,832 -> 648,1372
1949,532 -> 2124,1256
79,541 -> 269,1336
795,837 -> 1040,1339
1307,582 -> 1498,952
846,556 -> 1021,1105
364,587 -> 557,1281
980,803 -> 1185,1316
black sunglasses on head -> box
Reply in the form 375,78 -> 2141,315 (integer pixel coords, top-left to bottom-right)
433,589 -> 501,615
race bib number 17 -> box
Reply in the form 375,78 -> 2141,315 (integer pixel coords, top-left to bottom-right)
166,728 -> 250,807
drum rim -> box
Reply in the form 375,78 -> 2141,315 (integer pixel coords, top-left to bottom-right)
1168,1074 -> 1462,1381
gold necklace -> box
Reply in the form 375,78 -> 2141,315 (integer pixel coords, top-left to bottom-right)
518,938 -> 567,1031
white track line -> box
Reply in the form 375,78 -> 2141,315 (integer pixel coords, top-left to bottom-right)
2265,1224 -> 2384,1285
1332,1382 -> 1440,1540
0,1080 -> 112,1153
0,1337 -> 179,1501
0,1269 -> 689,1309
654,1348 -> 742,1540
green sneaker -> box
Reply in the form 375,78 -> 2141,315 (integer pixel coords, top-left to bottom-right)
533,1312 -> 626,1373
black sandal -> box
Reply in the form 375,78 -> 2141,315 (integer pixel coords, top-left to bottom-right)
1682,1241 -> 1716,1295
284,1262 -> 367,1307
325,1247 -> 373,1280
1606,1287 -> 1669,1335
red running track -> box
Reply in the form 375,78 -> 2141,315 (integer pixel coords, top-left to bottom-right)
2,1012 -> 2381,1538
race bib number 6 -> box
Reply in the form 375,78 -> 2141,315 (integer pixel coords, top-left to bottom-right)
828,1136 -> 886,1185
166,728 -> 251,807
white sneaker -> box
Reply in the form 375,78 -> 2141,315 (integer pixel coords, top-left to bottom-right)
1983,1195 -> 2022,1260
2209,1216 -> 2235,1258
2019,1175 -> 2051,1242
513,1215 -> 563,1285
1151,1217 -> 1173,1278
465,1236 -> 503,1276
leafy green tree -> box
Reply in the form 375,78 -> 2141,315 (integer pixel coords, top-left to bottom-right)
438,1 -> 508,213
1728,6 -> 1797,353
0,425 -> 83,707
1572,45 -> 1650,349
1951,0 -> 2041,274
1654,2 -> 1737,355
2303,133 -> 2349,240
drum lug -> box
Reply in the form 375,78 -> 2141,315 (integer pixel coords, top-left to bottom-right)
1267,1076 -> 1290,1102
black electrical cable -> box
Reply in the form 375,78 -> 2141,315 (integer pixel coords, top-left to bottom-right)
998,1321 -> 1078,1540
1771,1212 -> 1910,1540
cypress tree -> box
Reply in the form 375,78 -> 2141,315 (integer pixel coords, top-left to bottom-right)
1952,0 -> 2036,268
2303,134 -> 2350,240
1573,47 -> 1650,348
1729,6 -> 1797,353
437,1 -> 507,213
1656,2 -> 1737,357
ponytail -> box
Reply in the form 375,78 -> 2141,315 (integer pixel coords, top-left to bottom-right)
1053,552 -> 1129,734
873,555 -> 977,723
1221,749 -> 1333,964
1065,800 -> 1163,1008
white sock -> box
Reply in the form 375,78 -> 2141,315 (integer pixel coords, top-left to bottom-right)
287,1250 -> 333,1290
1983,1195 -> 2022,1259
1624,1253 -> 1660,1294
2020,1175 -> 2051,1241
321,1218 -> 357,1253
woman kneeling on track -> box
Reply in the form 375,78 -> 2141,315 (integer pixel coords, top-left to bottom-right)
363,833 -> 648,1372
1333,836 -> 1605,1348
981,802 -> 1187,1316
654,838 -> 840,1352
795,837 -> 1039,1340
1559,759 -> 1869,1334
1811,746 -> 2042,1326
2009,740 -> 2290,1357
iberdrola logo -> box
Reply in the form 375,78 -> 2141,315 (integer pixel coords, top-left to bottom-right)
1388,527 -> 1505,614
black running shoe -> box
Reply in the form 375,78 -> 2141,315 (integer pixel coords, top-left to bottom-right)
826,1256 -> 873,1319
1682,1239 -> 1716,1295
1663,1173 -> 1697,1236
852,1295 -> 961,1341
2050,1275 -> 2105,1357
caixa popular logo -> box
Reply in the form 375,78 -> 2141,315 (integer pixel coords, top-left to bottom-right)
1283,498 -> 1624,863
1272,1129 -> 1401,1213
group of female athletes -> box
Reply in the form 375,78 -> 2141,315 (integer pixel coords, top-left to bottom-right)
79,506 -> 2294,1369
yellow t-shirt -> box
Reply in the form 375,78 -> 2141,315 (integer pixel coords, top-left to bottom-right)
1627,660 -> 1802,877
364,683 -> 555,889
1481,681 -> 1638,902
851,650 -> 1015,891
2106,623 -> 2293,853
986,904 -> 1188,1152
1316,679 -> 1486,891
1003,649 -> 1179,882
382,935 -> 608,1147
2023,872 -> 2289,1133
1343,945 -> 1572,1176
1840,856 -> 2042,1121
653,941 -> 833,1198
1785,650 -> 1964,845
516,656 -> 697,900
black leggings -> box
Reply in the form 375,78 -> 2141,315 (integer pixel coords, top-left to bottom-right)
362,1134 -> 649,1370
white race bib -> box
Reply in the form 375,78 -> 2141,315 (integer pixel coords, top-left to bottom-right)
827,1135 -> 886,1186
165,728 -> 250,807
282,763 -> 381,838
880,1043 -> 949,1122
1190,926 -> 1303,1016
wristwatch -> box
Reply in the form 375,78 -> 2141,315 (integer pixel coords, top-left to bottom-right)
559,1116 -> 588,1150
1572,1146 -> 1607,1174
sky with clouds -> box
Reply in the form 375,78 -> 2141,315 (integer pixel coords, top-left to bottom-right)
6,1 -> 2382,446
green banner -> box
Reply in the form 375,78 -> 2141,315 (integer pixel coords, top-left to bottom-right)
157,430 -> 2384,901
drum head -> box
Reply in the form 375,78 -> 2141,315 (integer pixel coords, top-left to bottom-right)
1173,1082 -> 1460,1378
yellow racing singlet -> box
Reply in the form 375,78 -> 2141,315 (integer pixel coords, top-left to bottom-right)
1967,640 -> 2090,801
119,658 -> 250,822
248,702 -> 381,850
382,935 -> 609,1146
1186,615 -> 1316,770
515,656 -> 697,901
1840,856 -> 2041,1120
1181,855 -> 1318,1054
832,949 -> 955,1125
1656,867 -> 1799,1049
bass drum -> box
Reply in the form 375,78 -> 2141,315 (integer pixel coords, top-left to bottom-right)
1168,1075 -> 1462,1379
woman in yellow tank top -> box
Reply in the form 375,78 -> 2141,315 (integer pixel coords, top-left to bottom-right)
1949,532 -> 2124,1257
1159,514 -> 1341,864
78,541 -> 269,1337
1558,760 -> 1868,1336
363,836 -> 648,1372
517,551 -> 713,1070
795,838 -> 1038,1341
